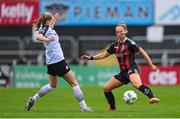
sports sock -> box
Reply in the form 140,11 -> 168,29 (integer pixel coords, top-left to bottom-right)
72,85 -> 87,108
79,100 -> 87,108
139,85 -> 154,99
33,84 -> 53,102
104,92 -> 116,109
33,93 -> 40,102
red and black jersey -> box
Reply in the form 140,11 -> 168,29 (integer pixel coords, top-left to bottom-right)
107,37 -> 140,71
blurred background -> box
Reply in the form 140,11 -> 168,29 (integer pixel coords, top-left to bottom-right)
0,0 -> 180,88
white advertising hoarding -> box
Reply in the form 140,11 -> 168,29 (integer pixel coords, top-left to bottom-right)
155,0 -> 180,25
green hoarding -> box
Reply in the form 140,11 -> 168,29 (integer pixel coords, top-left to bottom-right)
13,65 -> 119,88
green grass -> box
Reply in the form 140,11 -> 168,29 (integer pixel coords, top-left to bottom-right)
0,86 -> 180,118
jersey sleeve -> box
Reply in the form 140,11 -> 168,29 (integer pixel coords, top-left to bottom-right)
106,43 -> 115,54
39,26 -> 48,35
129,40 -> 140,52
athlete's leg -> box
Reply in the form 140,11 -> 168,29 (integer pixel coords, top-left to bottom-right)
129,73 -> 142,89
25,75 -> 57,111
63,70 -> 93,112
34,75 -> 57,101
63,70 -> 78,86
129,73 -> 160,104
103,77 -> 124,111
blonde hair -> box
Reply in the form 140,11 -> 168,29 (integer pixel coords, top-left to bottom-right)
117,21 -> 128,33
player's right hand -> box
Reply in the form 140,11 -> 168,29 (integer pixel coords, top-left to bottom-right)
80,55 -> 91,60
54,12 -> 61,21
47,35 -> 55,41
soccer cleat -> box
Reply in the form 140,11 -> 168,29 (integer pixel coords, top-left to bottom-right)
149,97 -> 160,104
81,106 -> 94,112
106,107 -> 116,112
25,97 -> 34,111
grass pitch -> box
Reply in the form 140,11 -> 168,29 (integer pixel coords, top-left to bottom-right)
0,86 -> 180,118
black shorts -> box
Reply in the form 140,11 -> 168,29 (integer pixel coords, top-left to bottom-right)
114,64 -> 139,85
47,60 -> 70,77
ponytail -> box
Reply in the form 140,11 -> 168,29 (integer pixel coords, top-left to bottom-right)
36,17 -> 42,30
32,17 -> 42,31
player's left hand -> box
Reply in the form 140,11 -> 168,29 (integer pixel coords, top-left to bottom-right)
150,64 -> 158,71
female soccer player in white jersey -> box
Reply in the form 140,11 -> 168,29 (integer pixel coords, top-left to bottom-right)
25,12 -> 93,112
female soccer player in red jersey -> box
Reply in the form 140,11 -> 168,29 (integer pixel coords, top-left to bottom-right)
81,22 -> 160,111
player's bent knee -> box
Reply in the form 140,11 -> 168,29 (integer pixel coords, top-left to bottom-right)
50,84 -> 57,88
69,78 -> 79,86
103,85 -> 111,92
132,84 -> 141,89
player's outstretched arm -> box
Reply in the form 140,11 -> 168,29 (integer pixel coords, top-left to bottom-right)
36,34 -> 55,42
139,47 -> 158,71
80,51 -> 111,60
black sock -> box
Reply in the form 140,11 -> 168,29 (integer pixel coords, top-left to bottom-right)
104,92 -> 116,109
139,85 -> 154,99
